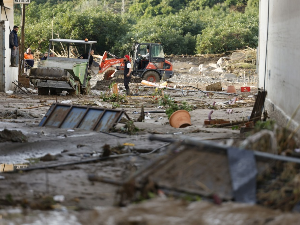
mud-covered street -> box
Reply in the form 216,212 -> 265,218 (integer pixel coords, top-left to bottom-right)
1,50 -> 300,224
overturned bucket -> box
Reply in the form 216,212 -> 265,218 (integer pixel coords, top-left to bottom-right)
227,85 -> 237,93
169,110 -> 191,128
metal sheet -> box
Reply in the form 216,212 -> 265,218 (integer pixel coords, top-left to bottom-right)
95,111 -> 122,132
40,103 -> 124,132
44,105 -> 71,127
60,107 -> 87,129
227,147 -> 257,203
78,109 -> 104,130
39,104 -> 56,126
148,147 -> 233,200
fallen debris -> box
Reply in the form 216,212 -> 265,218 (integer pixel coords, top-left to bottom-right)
39,103 -> 128,132
0,129 -> 28,143
205,82 -> 222,91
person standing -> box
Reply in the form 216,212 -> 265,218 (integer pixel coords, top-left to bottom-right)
24,48 -> 34,71
123,55 -> 132,95
9,26 -> 19,67
88,49 -> 94,68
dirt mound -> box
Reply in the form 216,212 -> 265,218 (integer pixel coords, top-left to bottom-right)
0,129 -> 28,143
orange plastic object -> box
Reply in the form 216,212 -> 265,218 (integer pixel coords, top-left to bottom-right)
112,83 -> 118,94
227,85 -> 237,93
141,80 -> 159,87
241,87 -> 250,92
169,110 -> 191,128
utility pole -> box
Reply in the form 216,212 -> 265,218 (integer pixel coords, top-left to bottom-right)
121,0 -> 125,14
18,4 -> 25,77
52,13 -> 53,39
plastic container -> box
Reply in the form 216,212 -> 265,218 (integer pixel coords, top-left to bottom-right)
227,85 -> 237,93
169,110 -> 191,128
141,80 -> 159,87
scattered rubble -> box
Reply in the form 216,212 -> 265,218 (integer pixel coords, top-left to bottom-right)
1,50 -> 300,222
0,129 -> 28,143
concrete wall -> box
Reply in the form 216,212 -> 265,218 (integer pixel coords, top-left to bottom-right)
1,1 -> 18,92
4,20 -> 18,91
258,0 -> 300,130
1,0 -> 14,24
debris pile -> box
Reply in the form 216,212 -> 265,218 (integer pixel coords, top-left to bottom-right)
0,129 -> 27,143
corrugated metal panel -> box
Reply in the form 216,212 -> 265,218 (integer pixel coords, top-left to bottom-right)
78,109 -> 104,130
39,103 -> 125,132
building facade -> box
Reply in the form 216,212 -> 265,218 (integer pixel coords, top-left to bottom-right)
258,0 -> 300,131
0,0 -> 19,92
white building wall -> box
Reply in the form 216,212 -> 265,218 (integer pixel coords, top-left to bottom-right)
1,0 -> 18,92
1,0 -> 14,24
258,0 -> 300,129
4,20 -> 18,91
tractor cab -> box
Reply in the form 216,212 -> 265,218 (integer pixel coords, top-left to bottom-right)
132,43 -> 173,82
99,42 -> 173,82
134,43 -> 165,71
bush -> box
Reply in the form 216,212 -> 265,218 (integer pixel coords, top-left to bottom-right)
196,7 -> 258,53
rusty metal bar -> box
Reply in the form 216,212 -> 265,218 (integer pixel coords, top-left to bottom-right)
58,105 -> 73,128
91,109 -> 106,131
149,135 -> 300,164
75,107 -> 90,128
39,103 -> 58,126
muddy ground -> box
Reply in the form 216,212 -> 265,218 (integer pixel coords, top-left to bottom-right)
1,50 -> 300,224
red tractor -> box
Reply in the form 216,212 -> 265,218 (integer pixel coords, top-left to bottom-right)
99,43 -> 173,82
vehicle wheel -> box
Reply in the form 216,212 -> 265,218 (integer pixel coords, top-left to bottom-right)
38,88 -> 49,95
143,71 -> 160,82
104,69 -> 115,80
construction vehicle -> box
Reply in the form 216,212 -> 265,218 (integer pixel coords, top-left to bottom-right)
99,43 -> 173,82
29,39 -> 96,95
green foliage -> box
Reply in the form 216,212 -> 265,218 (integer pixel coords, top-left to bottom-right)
100,93 -> 127,103
24,1 -> 128,54
126,10 -> 202,54
124,120 -> 139,135
18,0 -> 259,55
254,120 -> 275,132
196,6 -> 258,54
247,0 -> 259,8
232,125 -> 240,130
159,94 -> 193,119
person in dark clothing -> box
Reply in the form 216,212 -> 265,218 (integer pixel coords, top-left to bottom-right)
88,49 -> 94,68
79,49 -> 94,68
123,55 -> 132,95
9,26 -> 19,67
41,52 -> 48,60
